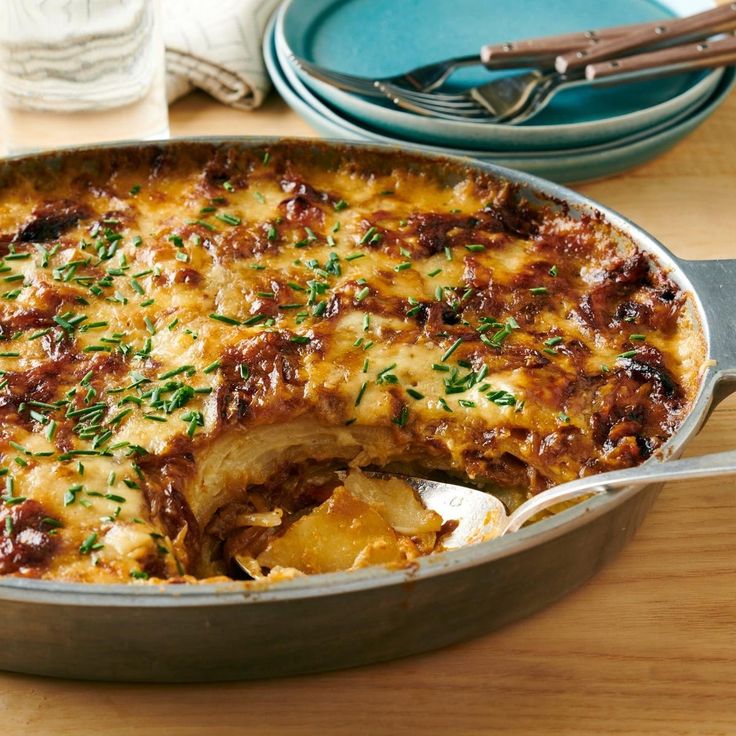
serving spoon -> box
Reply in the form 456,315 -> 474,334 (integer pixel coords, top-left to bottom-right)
380,449 -> 736,549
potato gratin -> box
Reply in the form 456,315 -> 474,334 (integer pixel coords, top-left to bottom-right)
0,142 -> 704,583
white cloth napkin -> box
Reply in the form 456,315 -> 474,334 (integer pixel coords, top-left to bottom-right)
163,0 -> 281,110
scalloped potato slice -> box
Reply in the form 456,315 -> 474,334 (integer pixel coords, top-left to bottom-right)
257,487 -> 402,574
343,469 -> 443,535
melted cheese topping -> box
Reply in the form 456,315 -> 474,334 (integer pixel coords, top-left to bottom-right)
0,142 -> 704,582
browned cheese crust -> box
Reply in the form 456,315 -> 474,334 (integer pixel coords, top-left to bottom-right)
0,142 -> 705,582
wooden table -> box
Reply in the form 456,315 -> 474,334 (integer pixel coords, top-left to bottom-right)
2,89 -> 735,736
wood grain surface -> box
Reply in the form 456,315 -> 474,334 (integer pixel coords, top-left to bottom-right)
1,81 -> 735,736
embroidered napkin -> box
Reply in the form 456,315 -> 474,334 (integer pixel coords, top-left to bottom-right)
163,0 -> 281,109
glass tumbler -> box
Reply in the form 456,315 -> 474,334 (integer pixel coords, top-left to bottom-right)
0,0 -> 169,154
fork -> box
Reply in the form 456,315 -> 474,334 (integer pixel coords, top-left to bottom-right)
379,33 -> 736,124
289,21 -> 662,98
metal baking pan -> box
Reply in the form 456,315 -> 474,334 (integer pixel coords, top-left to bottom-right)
0,137 -> 733,682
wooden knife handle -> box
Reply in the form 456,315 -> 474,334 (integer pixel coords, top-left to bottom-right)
585,32 -> 736,80
480,21 -> 652,69
556,3 -> 736,73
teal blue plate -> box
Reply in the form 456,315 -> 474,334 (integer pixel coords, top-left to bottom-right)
264,15 -> 736,183
277,0 -> 722,151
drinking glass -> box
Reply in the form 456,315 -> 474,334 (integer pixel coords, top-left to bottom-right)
0,0 -> 169,154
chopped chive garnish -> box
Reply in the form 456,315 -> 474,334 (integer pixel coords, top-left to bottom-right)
617,350 -> 638,359
79,532 -> 103,554
394,262 -> 411,272
544,336 -> 563,347
529,287 -> 548,295
345,253 -> 365,262
242,313 -> 266,326
360,227 -> 377,244
428,268 -> 442,277
377,364 -> 397,380
290,335 -> 311,344
203,359 -> 221,374
549,265 -> 558,277
216,213 -> 241,226
209,313 -> 241,326
333,199 -> 348,211
109,409 -> 132,427
465,244 -> 485,252
486,389 -> 517,406
194,219 -> 217,231
223,181 -> 235,192
392,405 -> 409,427
444,246 -> 452,261
458,400 -> 476,408
130,184 -> 141,196
558,412 -> 570,423
355,381 -> 368,406
432,363 -> 450,372
355,286 -> 370,302
239,364 -> 250,380
53,315 -> 73,331
158,365 -> 195,380
406,388 -> 424,400
253,191 -> 266,204
630,334 -> 646,341
441,338 -> 463,362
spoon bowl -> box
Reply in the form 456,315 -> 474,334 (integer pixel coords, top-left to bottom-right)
377,447 -> 736,546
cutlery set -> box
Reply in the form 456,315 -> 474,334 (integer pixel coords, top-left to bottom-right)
291,3 -> 736,124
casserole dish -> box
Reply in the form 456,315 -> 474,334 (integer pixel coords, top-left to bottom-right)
0,137 -> 733,681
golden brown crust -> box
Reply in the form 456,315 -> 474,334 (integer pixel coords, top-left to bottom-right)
0,141 -> 705,582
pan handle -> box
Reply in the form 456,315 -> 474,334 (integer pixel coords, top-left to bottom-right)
678,257 -> 736,404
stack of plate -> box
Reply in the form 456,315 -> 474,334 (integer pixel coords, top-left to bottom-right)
264,0 -> 735,183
